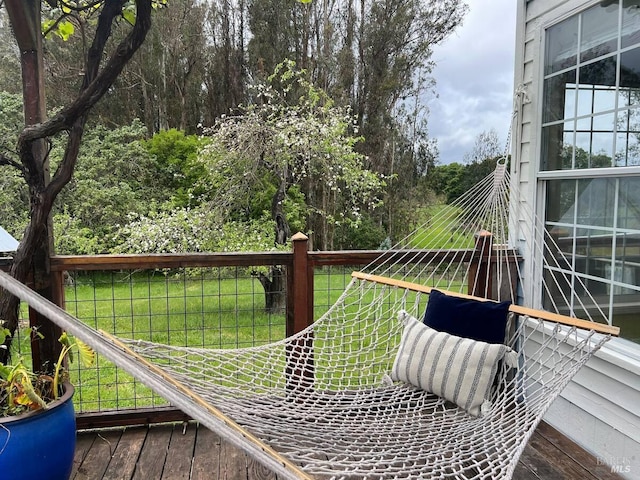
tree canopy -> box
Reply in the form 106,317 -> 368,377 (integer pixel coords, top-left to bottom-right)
0,0 -> 156,366
0,0 -> 473,364
200,62 -> 385,250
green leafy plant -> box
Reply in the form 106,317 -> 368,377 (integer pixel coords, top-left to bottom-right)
0,330 -> 94,417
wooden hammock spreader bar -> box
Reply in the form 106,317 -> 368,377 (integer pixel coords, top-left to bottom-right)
352,271 -> 620,337
99,330 -> 315,480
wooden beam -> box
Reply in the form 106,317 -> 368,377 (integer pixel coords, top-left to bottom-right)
287,233 -> 314,395
351,271 -> 620,336
76,406 -> 191,430
50,252 -> 292,271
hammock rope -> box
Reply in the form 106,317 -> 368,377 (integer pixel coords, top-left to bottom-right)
0,154 -> 620,479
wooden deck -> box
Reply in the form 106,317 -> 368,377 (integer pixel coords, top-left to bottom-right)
71,421 -> 623,480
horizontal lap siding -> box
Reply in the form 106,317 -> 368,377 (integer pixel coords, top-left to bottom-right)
516,2 -> 640,478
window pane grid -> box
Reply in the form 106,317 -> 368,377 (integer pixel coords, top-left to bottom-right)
541,2 -> 640,173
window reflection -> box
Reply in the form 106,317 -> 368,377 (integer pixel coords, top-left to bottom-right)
542,5 -> 640,171
542,2 -> 640,342
576,178 -> 617,227
544,177 -> 640,341
546,179 -> 576,223
616,107 -> 640,165
580,2 -> 619,62
622,0 -> 640,49
579,56 -> 617,87
620,47 -> 640,108
619,177 -> 640,228
543,73 -> 576,122
545,15 -> 578,74
542,124 -> 573,170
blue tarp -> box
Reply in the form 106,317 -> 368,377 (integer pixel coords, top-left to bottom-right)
0,226 -> 19,253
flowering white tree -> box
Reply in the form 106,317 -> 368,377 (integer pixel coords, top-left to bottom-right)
200,61 -> 385,311
202,61 -> 385,251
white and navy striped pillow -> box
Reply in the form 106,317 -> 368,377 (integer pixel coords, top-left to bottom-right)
391,311 -> 513,417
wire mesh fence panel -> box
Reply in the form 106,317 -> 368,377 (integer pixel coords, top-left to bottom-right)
61,266 -> 287,412
6,250 -> 477,414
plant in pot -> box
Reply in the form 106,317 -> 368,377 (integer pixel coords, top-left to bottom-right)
0,330 -> 94,480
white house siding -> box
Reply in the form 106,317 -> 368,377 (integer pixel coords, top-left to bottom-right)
515,1 -> 640,478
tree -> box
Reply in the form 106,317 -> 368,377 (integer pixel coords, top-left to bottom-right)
52,121 -> 160,254
463,129 -> 503,165
200,62 -> 385,311
135,0 -> 208,133
0,92 -> 29,238
0,10 -> 21,95
428,162 -> 466,203
201,0 -> 248,124
141,129 -> 210,208
353,0 -> 467,175
0,0 -> 155,368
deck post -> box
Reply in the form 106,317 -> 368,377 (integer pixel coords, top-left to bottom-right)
286,233 -> 314,396
468,230 -> 493,298
288,232 -> 313,335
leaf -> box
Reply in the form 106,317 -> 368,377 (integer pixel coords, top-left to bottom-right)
57,20 -> 75,41
58,331 -> 71,348
15,371 -> 46,410
42,19 -> 57,35
76,339 -> 95,368
123,5 -> 137,25
58,331 -> 73,363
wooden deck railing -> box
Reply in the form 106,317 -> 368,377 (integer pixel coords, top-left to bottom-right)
4,232 -> 515,428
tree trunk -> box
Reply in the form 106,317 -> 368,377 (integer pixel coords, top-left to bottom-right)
254,268 -> 286,314
255,173 -> 291,314
0,0 -> 153,368
139,62 -> 155,136
0,0 -> 63,369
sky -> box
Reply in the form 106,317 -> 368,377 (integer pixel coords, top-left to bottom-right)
428,0 -> 518,165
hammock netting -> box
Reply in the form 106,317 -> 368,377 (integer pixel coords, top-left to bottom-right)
0,160 -> 618,479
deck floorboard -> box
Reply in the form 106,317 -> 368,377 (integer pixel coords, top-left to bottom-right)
72,421 -> 623,480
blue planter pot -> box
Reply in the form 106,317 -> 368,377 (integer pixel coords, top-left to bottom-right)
0,382 -> 76,480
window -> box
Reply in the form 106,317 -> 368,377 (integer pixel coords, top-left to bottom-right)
542,1 -> 640,171
541,0 -> 640,343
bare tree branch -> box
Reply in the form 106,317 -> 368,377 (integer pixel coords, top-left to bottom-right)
0,153 -> 25,173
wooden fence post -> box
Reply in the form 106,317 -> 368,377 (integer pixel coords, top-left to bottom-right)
286,232 -> 314,396
468,230 -> 493,298
288,232 -> 313,335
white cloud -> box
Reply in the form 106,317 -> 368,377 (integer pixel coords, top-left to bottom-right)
428,0 -> 517,164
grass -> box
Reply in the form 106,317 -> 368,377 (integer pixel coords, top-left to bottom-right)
14,267 -> 369,412
409,204 -> 477,249
11,226 -> 473,413
60,269 -> 292,411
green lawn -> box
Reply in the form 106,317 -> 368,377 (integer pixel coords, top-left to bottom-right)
13,225 -> 471,413
21,268 -> 374,412
60,270 -> 290,411
409,204 -> 476,249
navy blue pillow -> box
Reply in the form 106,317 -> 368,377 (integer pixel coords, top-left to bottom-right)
423,289 -> 511,344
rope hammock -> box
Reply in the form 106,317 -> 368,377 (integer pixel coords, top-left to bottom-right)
0,155 -> 620,479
